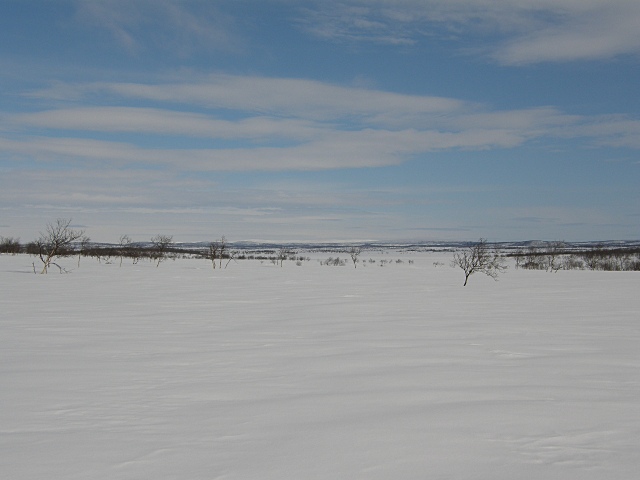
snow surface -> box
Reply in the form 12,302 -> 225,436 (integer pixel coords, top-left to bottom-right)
1,252 -> 639,479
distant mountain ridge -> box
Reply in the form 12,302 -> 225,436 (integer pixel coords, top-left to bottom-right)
88,239 -> 640,253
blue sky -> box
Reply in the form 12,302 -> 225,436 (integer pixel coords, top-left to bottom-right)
1,0 -> 639,243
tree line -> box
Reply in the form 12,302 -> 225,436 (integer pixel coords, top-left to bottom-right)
2,219 -> 638,283
0,219 -> 310,273
509,242 -> 640,272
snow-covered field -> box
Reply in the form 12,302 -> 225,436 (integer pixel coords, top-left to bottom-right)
2,252 -> 639,479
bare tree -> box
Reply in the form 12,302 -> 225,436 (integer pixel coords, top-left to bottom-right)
347,246 -> 362,268
77,235 -> 91,268
276,247 -> 294,267
150,234 -> 173,267
521,244 -> 543,270
206,242 -> 220,270
224,249 -> 239,269
36,218 -> 85,274
0,236 -> 21,254
118,235 -> 132,267
544,241 -> 565,272
217,236 -> 227,269
451,238 -> 507,286
580,244 -> 604,270
206,236 -> 228,269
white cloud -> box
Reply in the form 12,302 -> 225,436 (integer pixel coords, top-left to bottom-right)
0,126 -> 531,172
98,75 -> 465,119
74,0 -> 242,56
5,75 -> 640,173
492,2 -> 640,64
297,0 -> 640,64
13,108 -> 324,141
553,115 -> 640,149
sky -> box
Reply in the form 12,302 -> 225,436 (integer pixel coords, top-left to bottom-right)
1,0 -> 639,243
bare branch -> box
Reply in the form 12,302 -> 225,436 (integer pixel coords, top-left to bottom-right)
37,218 -> 85,274
451,238 -> 507,286
151,234 -> 173,267
347,246 -> 362,268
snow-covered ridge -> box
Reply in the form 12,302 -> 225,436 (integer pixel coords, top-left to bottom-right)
86,239 -> 640,254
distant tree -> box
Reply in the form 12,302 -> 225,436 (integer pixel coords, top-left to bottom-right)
118,235 -> 132,267
217,236 -> 227,269
25,241 -> 39,256
206,236 -> 228,269
206,242 -> 219,270
36,218 -> 85,274
276,248 -> 294,267
512,243 -> 550,270
347,246 -> 362,268
77,235 -> 91,267
520,244 -> 544,270
223,249 -> 239,269
544,241 -> 566,272
580,244 -> 604,270
451,238 -> 507,286
150,234 -> 173,267
0,236 -> 21,254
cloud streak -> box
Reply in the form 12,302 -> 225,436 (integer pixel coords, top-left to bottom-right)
74,0 -> 242,56
297,0 -> 640,64
13,107 -> 324,141
3,74 -> 640,173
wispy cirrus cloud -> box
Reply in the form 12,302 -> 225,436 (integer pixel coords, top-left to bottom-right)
296,0 -> 640,64
74,0 -> 242,56
0,128 -> 524,171
12,107 -> 325,141
5,74 -> 640,172
43,74 -> 464,120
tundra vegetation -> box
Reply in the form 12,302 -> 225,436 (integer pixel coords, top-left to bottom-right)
1,220 -> 639,280
276,248 -> 296,267
118,235 -> 133,267
347,246 -> 362,268
205,236 -> 227,270
0,236 -> 21,254
204,236 -> 240,270
510,242 -> 640,272
451,238 -> 508,286
150,235 -> 173,267
34,218 -> 86,274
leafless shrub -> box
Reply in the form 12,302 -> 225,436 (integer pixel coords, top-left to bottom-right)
517,244 -> 546,270
346,246 -> 361,268
36,218 -> 85,274
562,255 -> 584,270
544,241 -> 566,272
512,243 -> 640,272
451,238 -> 507,286
0,236 -> 21,254
150,234 -> 173,267
321,256 -> 346,266
223,249 -> 239,269
117,235 -> 132,266
206,241 -> 220,270
77,235 -> 91,267
204,236 -> 229,269
277,248 -> 295,267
